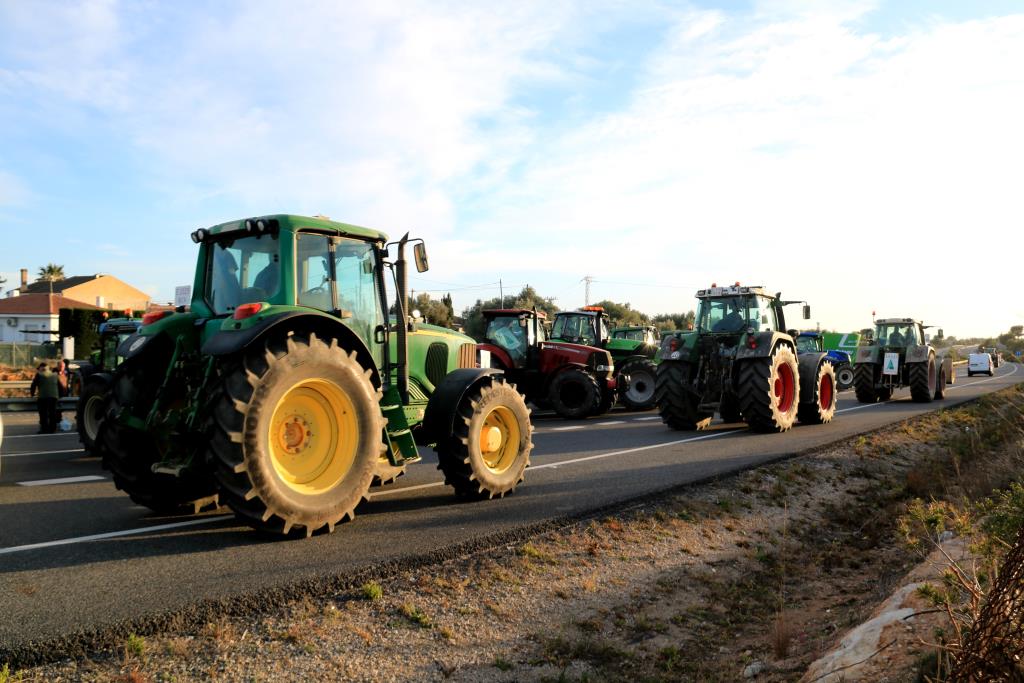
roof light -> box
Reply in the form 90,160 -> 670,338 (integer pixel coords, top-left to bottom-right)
735,281 -> 741,286
142,310 -> 172,326
581,306 -> 604,312
233,302 -> 265,320
711,282 -> 717,287
245,219 -> 255,232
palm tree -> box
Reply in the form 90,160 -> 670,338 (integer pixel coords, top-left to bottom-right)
37,263 -> 65,294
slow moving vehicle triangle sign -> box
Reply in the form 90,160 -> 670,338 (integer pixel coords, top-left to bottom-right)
883,353 -> 899,376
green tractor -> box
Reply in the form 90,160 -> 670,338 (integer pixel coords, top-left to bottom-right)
74,316 -> 142,453
99,215 -> 533,536
853,318 -> 952,403
656,284 -> 836,432
549,308 -> 660,411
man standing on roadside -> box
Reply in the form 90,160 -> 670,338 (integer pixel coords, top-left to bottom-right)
29,363 -> 59,433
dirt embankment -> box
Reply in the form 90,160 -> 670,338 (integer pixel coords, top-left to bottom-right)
10,384 -> 1024,682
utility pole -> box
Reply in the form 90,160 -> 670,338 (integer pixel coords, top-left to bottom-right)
499,279 -> 504,308
580,275 -> 594,306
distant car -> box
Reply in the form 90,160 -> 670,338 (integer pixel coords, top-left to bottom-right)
968,353 -> 994,377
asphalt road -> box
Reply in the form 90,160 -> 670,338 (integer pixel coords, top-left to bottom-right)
1,362 -> 1020,656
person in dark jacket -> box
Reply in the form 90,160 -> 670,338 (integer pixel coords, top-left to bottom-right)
30,363 -> 60,433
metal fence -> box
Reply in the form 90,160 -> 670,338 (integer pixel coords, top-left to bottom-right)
949,523 -> 1024,682
0,342 -> 59,368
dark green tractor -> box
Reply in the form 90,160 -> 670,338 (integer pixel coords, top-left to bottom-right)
853,318 -> 952,403
550,308 -> 659,411
74,317 -> 142,453
656,285 -> 836,432
100,215 -> 533,536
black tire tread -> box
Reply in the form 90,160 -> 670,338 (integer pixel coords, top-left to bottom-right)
619,358 -> 658,411
655,361 -> 712,431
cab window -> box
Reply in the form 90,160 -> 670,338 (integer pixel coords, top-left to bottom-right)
296,233 -> 333,311
333,239 -> 383,345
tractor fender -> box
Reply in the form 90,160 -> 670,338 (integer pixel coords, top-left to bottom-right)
201,311 -> 381,389
734,331 -> 783,360
906,345 -> 930,364
797,352 -> 828,402
619,353 -> 654,369
857,347 -> 880,364
421,368 -> 504,444
477,342 -> 513,370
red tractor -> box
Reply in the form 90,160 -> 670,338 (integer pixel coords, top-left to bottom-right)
477,309 -> 619,419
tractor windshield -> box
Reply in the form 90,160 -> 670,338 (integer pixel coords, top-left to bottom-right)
613,329 -> 645,341
485,317 -> 529,365
552,314 -> 606,346
206,233 -> 281,315
698,296 -> 773,334
874,323 -> 920,347
796,336 -> 821,354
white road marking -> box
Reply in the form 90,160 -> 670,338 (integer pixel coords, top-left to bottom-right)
370,428 -> 744,498
635,416 -> 662,421
593,420 -> 625,426
835,363 -> 1017,413
17,475 -> 106,487
1,433 -> 78,440
0,448 -> 86,458
550,425 -> 584,432
0,516 -> 235,556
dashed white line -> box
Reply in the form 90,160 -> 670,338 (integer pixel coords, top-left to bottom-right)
550,425 -> 584,432
634,416 -> 661,421
0,516 -> 235,556
593,420 -> 625,426
17,475 -> 106,487
0,448 -> 86,458
1,432 -> 78,440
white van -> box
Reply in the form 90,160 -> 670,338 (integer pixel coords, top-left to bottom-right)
968,353 -> 994,377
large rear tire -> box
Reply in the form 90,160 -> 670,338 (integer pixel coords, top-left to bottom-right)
619,358 -> 658,411
77,373 -> 111,453
548,367 -> 601,419
934,366 -> 946,400
854,363 -> 880,403
655,360 -> 712,430
737,345 -> 800,433
909,355 -> 936,403
208,333 -> 382,536
435,376 -> 532,500
100,348 -> 218,514
797,361 -> 837,425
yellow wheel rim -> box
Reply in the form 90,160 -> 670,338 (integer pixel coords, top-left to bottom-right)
268,378 -> 358,494
478,405 -> 520,475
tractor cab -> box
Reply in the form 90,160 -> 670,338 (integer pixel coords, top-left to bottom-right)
868,318 -> 925,350
551,306 -> 609,347
482,309 -> 547,369
611,326 -> 659,346
795,333 -> 824,354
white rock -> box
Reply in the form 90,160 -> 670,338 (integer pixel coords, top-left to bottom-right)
743,661 -> 765,678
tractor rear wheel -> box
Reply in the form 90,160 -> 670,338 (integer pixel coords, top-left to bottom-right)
435,376 -> 532,500
77,373 -> 111,453
797,361 -> 837,425
737,345 -> 800,433
655,360 -> 712,430
835,364 -> 855,391
620,358 -> 658,411
548,367 -> 601,419
854,363 -> 879,403
934,366 -> 946,400
100,350 -> 218,514
208,333 -> 382,536
909,356 -> 936,403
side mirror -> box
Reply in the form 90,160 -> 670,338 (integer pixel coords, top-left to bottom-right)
803,304 -> 811,320
413,243 -> 429,273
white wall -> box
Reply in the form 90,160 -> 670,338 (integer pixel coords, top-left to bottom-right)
0,314 -> 58,343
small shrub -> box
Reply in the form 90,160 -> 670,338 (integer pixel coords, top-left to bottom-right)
125,633 -> 146,658
361,581 -> 383,601
400,603 -> 432,628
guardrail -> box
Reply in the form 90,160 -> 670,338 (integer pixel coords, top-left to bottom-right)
0,397 -> 78,413
0,380 -> 32,389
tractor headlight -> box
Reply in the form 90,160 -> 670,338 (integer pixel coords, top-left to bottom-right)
596,364 -> 613,372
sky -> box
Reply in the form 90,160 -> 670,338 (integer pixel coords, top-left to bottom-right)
1,0 -> 1022,338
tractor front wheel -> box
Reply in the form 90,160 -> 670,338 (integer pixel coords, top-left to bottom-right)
620,358 -> 658,411
208,333 -> 382,536
909,355 -> 936,403
548,367 -> 601,419
655,360 -> 712,430
435,376 -> 533,500
737,345 -> 800,433
835,364 -> 855,391
797,361 -> 837,425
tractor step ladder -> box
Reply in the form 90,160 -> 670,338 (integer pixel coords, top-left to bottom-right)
380,386 -> 420,465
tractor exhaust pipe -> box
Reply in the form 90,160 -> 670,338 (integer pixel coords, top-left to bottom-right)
396,233 -> 410,404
